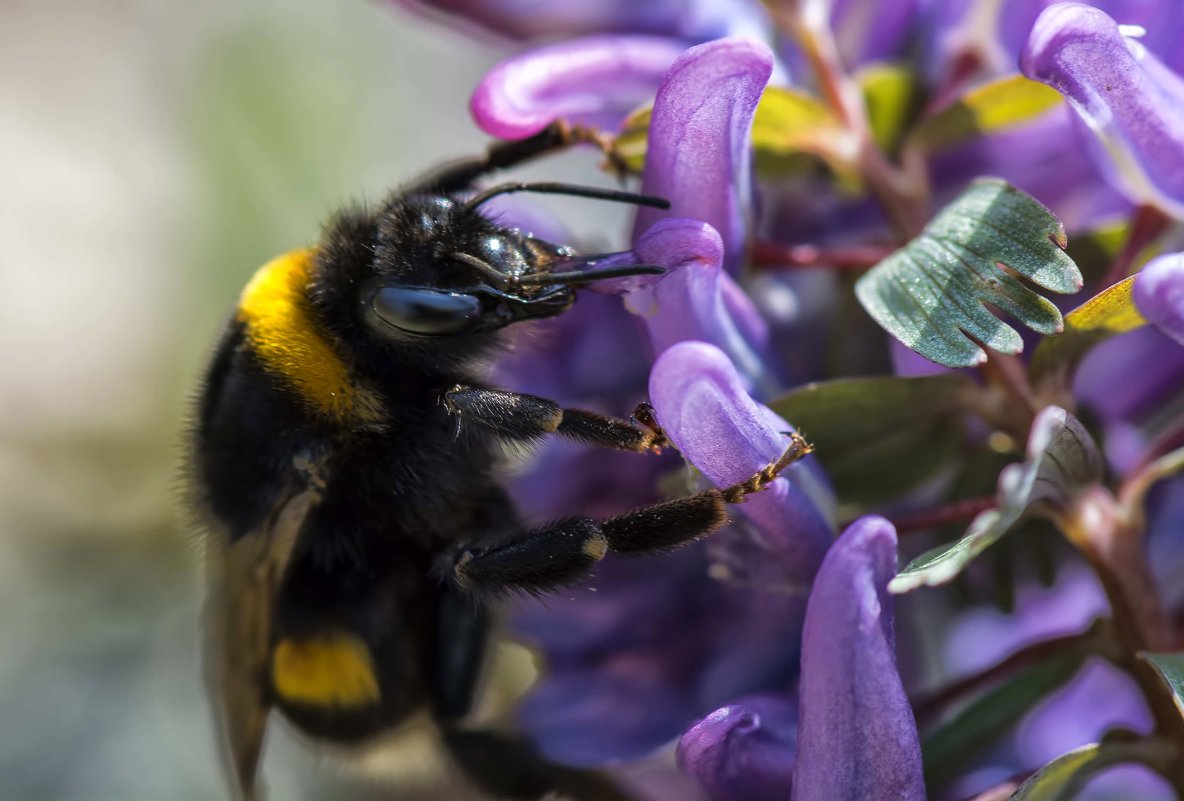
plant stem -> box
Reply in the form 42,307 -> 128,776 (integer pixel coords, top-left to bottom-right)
1058,488 -> 1184,793
751,241 -> 892,270
891,496 -> 997,536
1100,204 -> 1170,289
765,0 -> 930,240
976,351 -> 1042,439
1119,445 -> 1184,530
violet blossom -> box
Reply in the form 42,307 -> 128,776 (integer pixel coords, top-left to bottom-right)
494,38 -> 836,766
383,1 -> 1184,799
1021,2 -> 1184,216
677,517 -> 923,801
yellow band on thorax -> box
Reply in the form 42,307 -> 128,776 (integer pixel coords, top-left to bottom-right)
237,249 -> 361,420
271,630 -> 381,708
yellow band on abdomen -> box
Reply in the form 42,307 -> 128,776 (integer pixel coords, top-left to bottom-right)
271,630 -> 381,708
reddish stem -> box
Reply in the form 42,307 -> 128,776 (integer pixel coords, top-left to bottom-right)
923,50 -> 986,117
751,242 -> 894,271
1100,204 -> 1171,288
891,496 -> 997,535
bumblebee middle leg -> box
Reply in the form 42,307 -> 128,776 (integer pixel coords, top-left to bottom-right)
445,385 -> 669,453
452,434 -> 813,594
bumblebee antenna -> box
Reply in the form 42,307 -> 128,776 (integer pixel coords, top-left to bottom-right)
448,252 -> 515,289
465,182 -> 671,212
516,264 -> 665,287
449,251 -> 663,289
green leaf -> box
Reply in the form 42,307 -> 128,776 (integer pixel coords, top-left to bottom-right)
923,649 -> 1088,790
911,74 -> 1064,152
1139,653 -> 1184,719
613,87 -> 862,181
855,179 -> 1083,368
1008,744 -> 1105,801
858,64 -> 918,154
769,374 -> 974,503
613,106 -> 652,174
891,406 -> 1101,593
1029,276 -> 1147,384
1008,735 -> 1179,800
750,86 -> 859,180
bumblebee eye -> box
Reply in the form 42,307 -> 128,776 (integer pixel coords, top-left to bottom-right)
371,287 -> 483,336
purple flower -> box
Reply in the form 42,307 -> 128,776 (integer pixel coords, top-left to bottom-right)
1074,326 -> 1184,474
650,341 -> 833,581
406,5 -> 1184,796
392,0 -> 769,43
471,35 -> 686,139
479,33 -> 845,769
595,217 -> 780,394
634,38 -> 772,270
677,695 -> 798,801
1133,251 -> 1184,346
793,516 -> 924,801
678,517 -> 925,801
510,339 -> 833,766
1021,3 -> 1184,216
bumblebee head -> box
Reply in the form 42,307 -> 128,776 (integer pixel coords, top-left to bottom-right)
356,184 -> 668,342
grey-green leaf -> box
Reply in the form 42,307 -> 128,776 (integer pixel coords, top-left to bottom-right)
856,179 -> 1083,368
1139,653 -> 1184,719
891,406 -> 1101,593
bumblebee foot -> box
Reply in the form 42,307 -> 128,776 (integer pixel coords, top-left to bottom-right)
630,402 -> 672,453
720,431 -> 814,504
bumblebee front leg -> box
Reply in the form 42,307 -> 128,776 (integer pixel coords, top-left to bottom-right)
452,434 -> 813,594
408,121 -> 623,195
445,385 -> 670,453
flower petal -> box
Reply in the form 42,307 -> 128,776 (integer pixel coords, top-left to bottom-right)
677,695 -> 798,801
470,35 -> 685,139
792,516 -> 925,801
516,667 -> 692,765
1021,3 -> 1184,216
1134,251 -> 1184,346
622,218 -> 779,394
649,341 -> 833,581
1073,325 -> 1184,473
391,0 -> 689,41
391,0 -> 771,44
634,38 -> 773,269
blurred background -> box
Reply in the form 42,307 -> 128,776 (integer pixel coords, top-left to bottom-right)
0,1 -> 629,797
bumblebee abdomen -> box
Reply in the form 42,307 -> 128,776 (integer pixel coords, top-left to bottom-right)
267,551 -> 435,743
268,628 -> 402,741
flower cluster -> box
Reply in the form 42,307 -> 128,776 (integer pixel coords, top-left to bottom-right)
397,1 -> 1184,799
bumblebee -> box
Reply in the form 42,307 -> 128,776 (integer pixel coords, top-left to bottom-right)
190,122 -> 810,801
